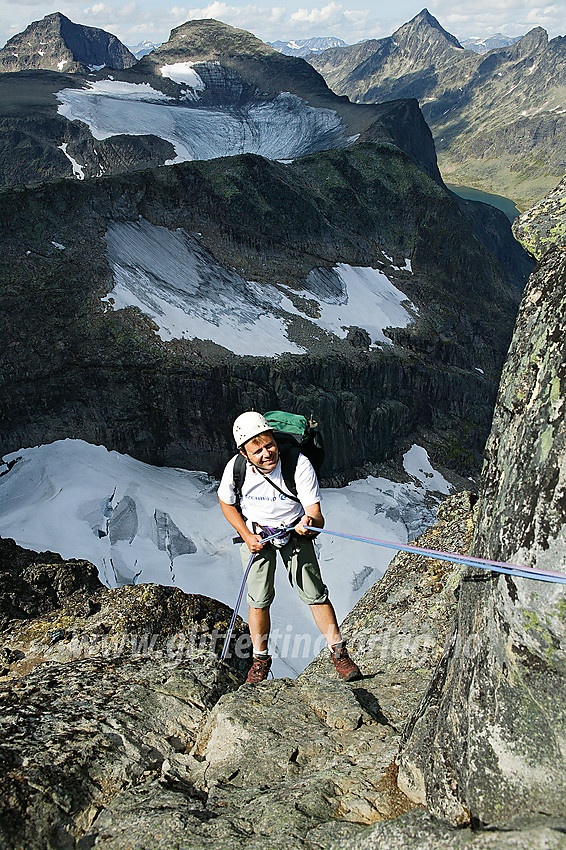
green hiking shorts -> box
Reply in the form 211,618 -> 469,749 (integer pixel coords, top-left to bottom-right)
240,535 -> 329,608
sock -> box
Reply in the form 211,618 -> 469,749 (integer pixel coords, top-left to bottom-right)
330,639 -> 345,655
254,650 -> 269,659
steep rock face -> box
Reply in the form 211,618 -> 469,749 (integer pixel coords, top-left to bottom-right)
513,175 -> 566,259
397,248 -> 566,824
0,13 -> 136,73
0,146 -> 531,480
310,10 -> 566,208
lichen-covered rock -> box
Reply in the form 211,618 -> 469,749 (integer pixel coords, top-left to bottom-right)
0,536 -> 251,680
397,247 -> 566,825
513,176 -> 566,259
0,654 -> 242,850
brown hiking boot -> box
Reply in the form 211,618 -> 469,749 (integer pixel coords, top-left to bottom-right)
246,655 -> 272,684
331,643 -> 362,682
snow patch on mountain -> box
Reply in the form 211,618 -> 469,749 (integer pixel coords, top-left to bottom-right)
58,143 -> 84,179
0,440 -> 452,676
300,265 -> 415,346
103,219 -> 304,355
159,62 -> 206,90
103,219 -> 416,354
403,445 -> 452,494
56,80 -> 354,164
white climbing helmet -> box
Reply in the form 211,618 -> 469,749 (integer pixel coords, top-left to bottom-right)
233,411 -> 271,448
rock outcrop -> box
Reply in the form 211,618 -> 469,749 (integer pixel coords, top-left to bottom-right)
513,175 -> 566,259
396,247 -> 566,824
0,492 -> 474,848
0,13 -> 136,73
330,809 -> 566,849
310,10 -> 566,208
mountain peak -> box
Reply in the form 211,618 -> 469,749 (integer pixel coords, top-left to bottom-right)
158,18 -> 277,60
517,26 -> 548,50
398,8 -> 463,49
0,12 -> 136,72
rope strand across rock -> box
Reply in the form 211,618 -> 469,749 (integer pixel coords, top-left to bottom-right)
221,523 -> 566,662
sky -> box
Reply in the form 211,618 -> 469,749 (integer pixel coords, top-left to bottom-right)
1,0 -> 565,51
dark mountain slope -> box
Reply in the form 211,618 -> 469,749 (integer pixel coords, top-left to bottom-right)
0,142 -> 532,480
0,13 -> 136,73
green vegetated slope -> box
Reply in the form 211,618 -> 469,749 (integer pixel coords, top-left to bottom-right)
310,9 -> 566,209
0,140 -> 532,480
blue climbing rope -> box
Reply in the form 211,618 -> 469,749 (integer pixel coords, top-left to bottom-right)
221,521 -> 565,663
314,527 -> 566,585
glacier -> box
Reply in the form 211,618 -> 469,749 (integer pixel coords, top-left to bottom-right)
0,440 -> 452,677
103,218 -> 416,355
56,78 -> 355,164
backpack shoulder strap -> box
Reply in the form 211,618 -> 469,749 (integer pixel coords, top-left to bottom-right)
279,444 -> 301,499
233,453 -> 247,513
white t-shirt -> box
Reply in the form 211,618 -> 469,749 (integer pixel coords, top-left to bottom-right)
217,453 -> 321,531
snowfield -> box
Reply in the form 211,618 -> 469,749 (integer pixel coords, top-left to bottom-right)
0,440 -> 452,676
56,78 -> 355,164
103,218 -> 415,355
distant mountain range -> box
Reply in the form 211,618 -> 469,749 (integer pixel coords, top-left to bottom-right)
269,37 -> 346,57
0,12 -> 135,73
126,40 -> 161,59
0,17 -> 443,188
460,33 -> 522,53
309,8 -> 566,208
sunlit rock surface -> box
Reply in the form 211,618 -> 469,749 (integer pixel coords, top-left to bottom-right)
513,175 -> 566,259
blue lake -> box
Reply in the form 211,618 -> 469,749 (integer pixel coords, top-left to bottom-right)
446,183 -> 521,222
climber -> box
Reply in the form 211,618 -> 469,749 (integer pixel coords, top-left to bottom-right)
217,411 -> 362,685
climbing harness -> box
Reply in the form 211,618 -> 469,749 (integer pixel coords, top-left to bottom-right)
221,522 -> 566,663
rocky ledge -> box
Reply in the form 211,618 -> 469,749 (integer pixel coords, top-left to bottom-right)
0,490 -> 473,849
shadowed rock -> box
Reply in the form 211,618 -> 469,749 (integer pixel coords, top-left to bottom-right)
0,12 -> 136,74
